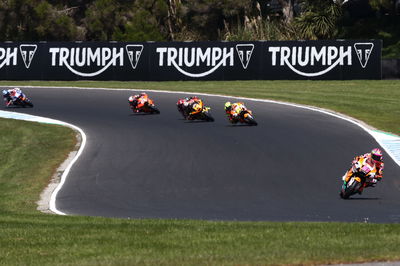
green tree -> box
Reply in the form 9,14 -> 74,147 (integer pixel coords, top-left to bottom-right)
177,0 -> 252,40
293,0 -> 341,40
83,0 -> 121,40
113,9 -> 165,41
0,0 -> 79,41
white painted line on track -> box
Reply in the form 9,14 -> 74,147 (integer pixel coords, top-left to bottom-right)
0,110 -> 86,215
0,85 -> 399,216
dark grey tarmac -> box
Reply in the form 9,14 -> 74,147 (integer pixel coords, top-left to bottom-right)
9,87 -> 400,222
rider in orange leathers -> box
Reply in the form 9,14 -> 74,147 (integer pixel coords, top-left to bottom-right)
186,97 -> 203,120
177,96 -> 200,119
129,92 -> 149,112
224,101 -> 248,123
342,148 -> 384,194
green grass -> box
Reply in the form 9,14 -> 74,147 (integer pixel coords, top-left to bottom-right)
0,80 -> 400,265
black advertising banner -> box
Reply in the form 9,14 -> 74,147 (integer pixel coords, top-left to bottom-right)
0,40 -> 381,81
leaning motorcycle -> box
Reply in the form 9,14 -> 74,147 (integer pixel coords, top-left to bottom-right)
188,105 -> 214,122
6,94 -> 34,108
230,110 -> 257,126
131,98 -> 160,114
340,160 -> 377,199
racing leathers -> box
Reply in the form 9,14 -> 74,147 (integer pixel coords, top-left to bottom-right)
226,102 -> 247,123
129,93 -> 149,112
3,88 -> 23,106
177,96 -> 201,119
343,153 -> 384,193
187,98 -> 203,120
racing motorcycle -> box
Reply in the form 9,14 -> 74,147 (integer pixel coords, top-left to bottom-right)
231,110 -> 257,126
5,94 -> 34,108
189,106 -> 214,122
130,98 -> 160,114
187,100 -> 214,122
340,158 -> 378,199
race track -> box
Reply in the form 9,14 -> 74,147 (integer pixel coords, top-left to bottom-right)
7,87 -> 400,223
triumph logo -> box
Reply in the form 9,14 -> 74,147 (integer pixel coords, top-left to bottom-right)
49,47 -> 125,77
268,45 -> 353,77
156,44 -> 253,78
236,44 -> 254,69
125,45 -> 143,69
354,42 -> 374,68
19,44 -> 37,68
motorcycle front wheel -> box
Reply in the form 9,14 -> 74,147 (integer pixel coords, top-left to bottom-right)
340,178 -> 362,199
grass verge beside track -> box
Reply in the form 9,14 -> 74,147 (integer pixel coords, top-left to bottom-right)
0,80 -> 400,265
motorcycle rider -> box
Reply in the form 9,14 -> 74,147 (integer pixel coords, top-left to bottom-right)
342,148 -> 384,194
2,88 -> 23,106
177,96 -> 200,118
224,101 -> 248,124
186,97 -> 203,120
128,92 -> 149,112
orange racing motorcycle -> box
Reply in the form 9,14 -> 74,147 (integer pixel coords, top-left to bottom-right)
236,109 -> 257,126
130,96 -> 160,114
186,99 -> 214,122
340,157 -> 378,199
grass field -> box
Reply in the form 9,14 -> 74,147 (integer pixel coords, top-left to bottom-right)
0,80 -> 399,265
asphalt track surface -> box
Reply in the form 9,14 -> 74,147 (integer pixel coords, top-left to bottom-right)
7,87 -> 400,223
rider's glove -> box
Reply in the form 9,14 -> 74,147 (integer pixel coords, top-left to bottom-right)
369,172 -> 376,178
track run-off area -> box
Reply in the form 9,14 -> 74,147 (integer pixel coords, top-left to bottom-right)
1,86 -> 400,223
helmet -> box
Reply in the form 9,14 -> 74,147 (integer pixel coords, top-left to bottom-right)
140,92 -> 147,97
2,90 -> 8,96
224,102 -> 231,110
371,148 -> 383,162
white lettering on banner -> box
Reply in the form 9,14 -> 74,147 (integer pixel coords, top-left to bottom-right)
268,45 -> 355,77
49,47 -> 124,77
0,48 -> 18,69
157,46 -> 240,78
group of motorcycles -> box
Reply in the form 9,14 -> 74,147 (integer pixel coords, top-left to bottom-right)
3,89 -> 383,199
130,94 -> 257,126
127,94 -> 386,199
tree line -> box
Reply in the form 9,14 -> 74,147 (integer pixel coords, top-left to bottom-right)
0,0 -> 399,57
